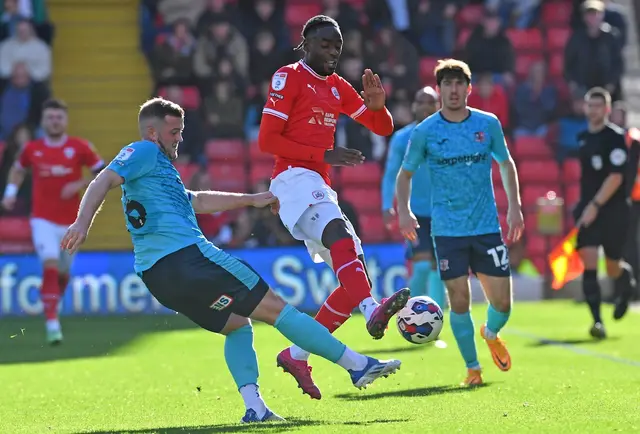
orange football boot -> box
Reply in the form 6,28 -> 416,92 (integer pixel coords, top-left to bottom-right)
462,368 -> 483,386
480,324 -> 511,371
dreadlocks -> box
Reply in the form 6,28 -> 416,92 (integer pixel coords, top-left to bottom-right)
294,15 -> 339,51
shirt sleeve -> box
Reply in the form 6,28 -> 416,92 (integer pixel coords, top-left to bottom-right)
106,142 -> 157,182
608,132 -> 629,173
79,140 -> 105,171
402,127 -> 428,173
16,142 -> 32,169
337,76 -> 394,136
381,131 -> 406,210
262,66 -> 297,123
488,115 -> 511,163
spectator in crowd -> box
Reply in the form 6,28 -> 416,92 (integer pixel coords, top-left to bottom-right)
513,61 -> 557,138
464,9 -> 515,86
321,0 -> 360,34
0,123 -> 32,216
163,86 -> 205,163
571,0 -> 626,48
150,18 -> 196,87
196,0 -> 239,35
203,80 -> 244,139
158,0 -> 205,27
564,0 -> 623,101
0,18 -> 50,81
366,26 -> 418,94
485,0 -> 541,29
244,79 -> 268,141
189,167 -> 233,247
558,90 -> 588,159
241,0 -> 288,50
410,0 -> 458,57
193,18 -> 249,83
0,0 -> 53,44
248,29 -> 284,86
467,73 -> 510,128
342,28 -> 364,58
0,62 -> 48,139
232,178 -> 295,248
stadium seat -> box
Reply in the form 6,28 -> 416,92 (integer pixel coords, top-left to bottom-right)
494,185 -> 508,211
341,187 -> 382,213
249,162 -> 273,185
492,161 -> 501,184
549,52 -> 564,78
565,182 -> 580,207
456,27 -> 472,50
204,139 -> 246,163
157,86 -> 201,110
515,54 -> 544,79
0,217 -> 31,242
248,139 -> 273,163
541,1 -> 573,26
513,136 -> 554,160
285,3 -> 322,27
359,212 -> 388,243
562,158 -> 581,183
526,234 -> 547,256
208,163 -> 247,192
340,162 -> 382,187
506,28 -> 543,52
518,160 -> 560,184
419,57 -> 440,85
457,4 -> 485,26
546,28 -> 571,52
522,185 -> 555,210
173,162 -> 198,185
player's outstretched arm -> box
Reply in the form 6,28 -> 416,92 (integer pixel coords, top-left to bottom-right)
61,169 -> 123,254
190,190 -> 279,214
339,70 -> 394,137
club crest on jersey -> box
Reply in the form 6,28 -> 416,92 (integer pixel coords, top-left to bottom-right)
591,155 -> 603,170
312,190 -> 325,200
272,72 -> 287,91
474,132 -> 485,142
439,259 -> 449,272
63,147 -> 75,159
331,86 -> 340,100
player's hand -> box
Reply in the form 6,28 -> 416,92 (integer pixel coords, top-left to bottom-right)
398,209 -> 419,242
382,208 -> 396,230
506,205 -> 525,242
61,221 -> 89,255
60,180 -> 84,200
250,192 -> 279,214
324,147 -> 365,166
577,202 -> 599,228
1,196 -> 16,211
360,69 -> 386,111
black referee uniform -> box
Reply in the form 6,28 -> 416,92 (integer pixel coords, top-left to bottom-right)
574,122 -> 636,335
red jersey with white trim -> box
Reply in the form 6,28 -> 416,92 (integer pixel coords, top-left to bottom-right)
262,61 -> 371,184
18,136 -> 104,225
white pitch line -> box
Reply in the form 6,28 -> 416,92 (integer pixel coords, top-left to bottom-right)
506,329 -> 640,368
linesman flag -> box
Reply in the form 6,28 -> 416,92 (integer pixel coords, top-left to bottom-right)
548,228 -> 584,290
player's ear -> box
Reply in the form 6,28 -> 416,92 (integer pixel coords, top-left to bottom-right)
468,84 -> 473,95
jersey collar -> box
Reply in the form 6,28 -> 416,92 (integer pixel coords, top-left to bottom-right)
44,134 -> 68,147
299,60 -> 328,81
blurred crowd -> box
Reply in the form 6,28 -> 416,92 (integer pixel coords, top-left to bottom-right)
0,0 -> 632,265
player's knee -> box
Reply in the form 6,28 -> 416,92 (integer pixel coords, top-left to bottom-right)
321,218 -> 351,248
220,314 -> 252,335
491,296 -> 511,313
605,257 -> 623,279
249,288 -> 287,326
578,247 -> 599,269
445,279 -> 470,314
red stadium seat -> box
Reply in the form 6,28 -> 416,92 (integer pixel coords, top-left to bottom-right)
340,162 -> 382,187
541,1 -> 573,26
494,185 -> 508,211
204,139 -> 246,163
513,136 -> 554,160
0,217 -> 31,242
522,185 -> 555,210
547,28 -> 571,52
565,182 -> 580,207
157,86 -> 201,110
526,234 -> 547,256
562,158 -> 581,183
549,52 -> 564,78
359,212 -> 388,243
208,163 -> 247,192
456,27 -> 473,50
173,162 -> 198,185
249,162 -> 273,185
341,187 -> 381,213
248,139 -> 273,163
518,160 -> 560,184
285,3 -> 322,27
506,28 -> 543,52
492,161 -> 501,184
419,57 -> 440,85
515,54 -> 544,79
457,4 -> 485,26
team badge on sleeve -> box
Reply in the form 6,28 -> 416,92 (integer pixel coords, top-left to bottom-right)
272,72 -> 287,91
610,148 -> 627,166
116,147 -> 135,161
331,86 -> 340,100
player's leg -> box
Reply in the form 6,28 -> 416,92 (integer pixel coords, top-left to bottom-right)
576,223 -> 606,338
30,218 -> 63,345
471,233 -> 513,372
435,236 -> 481,385
602,210 -> 636,320
414,217 -> 446,308
56,222 -> 75,299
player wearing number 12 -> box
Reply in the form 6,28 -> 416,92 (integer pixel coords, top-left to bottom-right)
396,59 -> 525,386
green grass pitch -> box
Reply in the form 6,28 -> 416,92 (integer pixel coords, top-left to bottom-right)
1,301 -> 640,433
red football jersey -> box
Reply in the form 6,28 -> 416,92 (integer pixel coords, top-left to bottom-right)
261,61 -> 372,184
17,135 -> 103,225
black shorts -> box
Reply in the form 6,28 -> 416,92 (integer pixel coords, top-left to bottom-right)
141,243 -> 270,333
433,233 -> 511,280
574,202 -> 630,260
405,216 -> 435,260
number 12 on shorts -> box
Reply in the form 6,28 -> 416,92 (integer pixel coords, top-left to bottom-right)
487,245 -> 509,270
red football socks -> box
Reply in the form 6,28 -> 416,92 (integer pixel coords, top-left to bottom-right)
329,238 -> 372,305
314,286 -> 355,333
41,267 -> 60,321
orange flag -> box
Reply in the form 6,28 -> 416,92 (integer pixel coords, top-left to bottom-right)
548,228 -> 584,290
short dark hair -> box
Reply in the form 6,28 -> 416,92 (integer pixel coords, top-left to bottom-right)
42,98 -> 68,112
434,59 -> 472,86
138,97 -> 184,123
294,15 -> 339,50
584,86 -> 611,107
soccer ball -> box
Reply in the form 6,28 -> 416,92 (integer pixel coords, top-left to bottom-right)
396,296 -> 444,344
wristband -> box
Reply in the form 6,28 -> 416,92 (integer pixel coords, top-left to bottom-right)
3,184 -> 17,199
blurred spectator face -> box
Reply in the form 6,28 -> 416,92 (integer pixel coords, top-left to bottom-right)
215,82 -> 231,101
165,86 -> 184,105
211,21 -> 230,41
218,58 -> 234,77
583,9 -> 604,29
16,20 -> 33,42
323,0 -> 339,9
610,103 -> 626,127
42,107 -> 68,138
412,88 -> 439,122
529,61 -> 546,86
379,27 -> 393,46
572,98 -> 585,115
4,0 -> 17,14
207,0 -> 225,12
476,74 -> 494,99
585,95 -> 608,123
10,62 -> 29,87
255,30 -> 275,55
482,14 -> 500,37
341,57 -> 363,82
14,125 -> 32,147
173,20 -> 190,40
255,0 -> 275,20
344,30 -> 362,56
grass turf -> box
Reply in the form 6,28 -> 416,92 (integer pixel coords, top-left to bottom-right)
1,300 -> 639,433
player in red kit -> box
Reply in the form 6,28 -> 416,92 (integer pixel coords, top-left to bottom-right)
1,99 -> 104,345
258,15 -> 411,399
